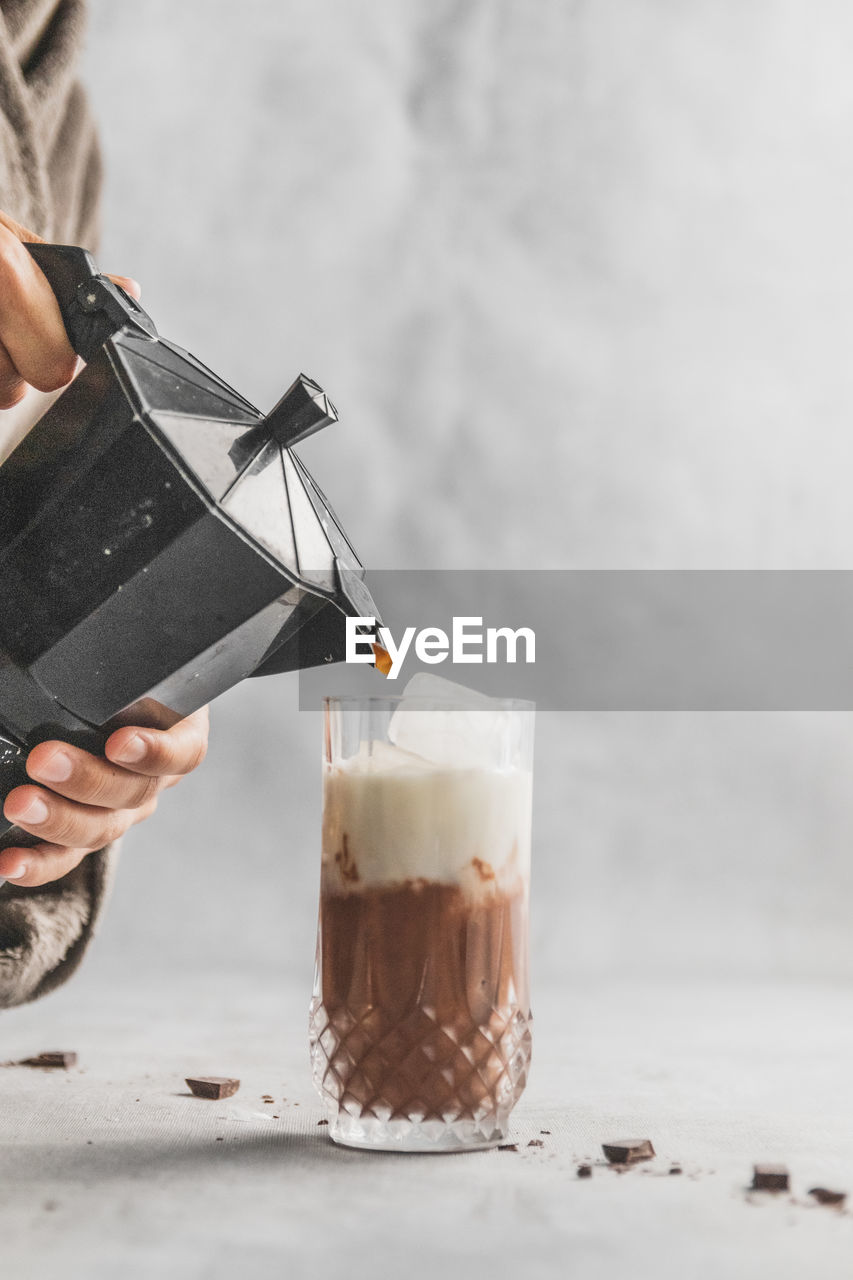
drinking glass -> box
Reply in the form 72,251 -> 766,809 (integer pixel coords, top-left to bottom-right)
309,693 -> 534,1152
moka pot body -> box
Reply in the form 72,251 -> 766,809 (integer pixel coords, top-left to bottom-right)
0,244 -> 379,846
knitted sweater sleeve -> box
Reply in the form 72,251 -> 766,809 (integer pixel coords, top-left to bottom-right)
0,0 -> 111,1008
0,844 -> 118,1007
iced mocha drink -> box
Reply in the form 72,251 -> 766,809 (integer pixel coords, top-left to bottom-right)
310,690 -> 534,1152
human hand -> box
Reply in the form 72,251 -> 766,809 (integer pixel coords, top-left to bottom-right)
0,708 -> 210,887
0,209 -> 140,409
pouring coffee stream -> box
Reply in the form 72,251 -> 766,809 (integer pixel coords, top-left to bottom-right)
0,242 -> 383,849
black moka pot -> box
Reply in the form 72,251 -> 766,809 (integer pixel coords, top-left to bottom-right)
0,243 -> 380,847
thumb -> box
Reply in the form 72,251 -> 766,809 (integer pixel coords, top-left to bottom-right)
0,213 -> 140,300
0,209 -> 42,243
106,273 -> 141,301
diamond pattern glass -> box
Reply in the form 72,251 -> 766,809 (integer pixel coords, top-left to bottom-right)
310,995 -> 532,1151
310,694 -> 534,1153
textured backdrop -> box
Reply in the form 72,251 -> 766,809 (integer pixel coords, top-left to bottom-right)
74,0 -> 853,989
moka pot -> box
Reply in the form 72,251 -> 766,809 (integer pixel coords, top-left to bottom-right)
0,243 -> 380,847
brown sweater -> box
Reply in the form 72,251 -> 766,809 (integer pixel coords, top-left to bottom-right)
0,0 -> 114,1008
0,0 -> 100,241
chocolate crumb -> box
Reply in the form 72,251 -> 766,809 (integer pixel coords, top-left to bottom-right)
602,1138 -> 655,1165
809,1187 -> 846,1207
751,1164 -> 789,1192
540,1129 -> 551,1135
527,1139 -> 544,1148
43,1200 -> 59,1212
261,1095 -> 274,1103
577,1164 -> 592,1179
317,1119 -> 329,1126
669,1164 -> 682,1176
18,1051 -> 77,1070
498,1143 -> 519,1152
215,1137 -> 224,1142
334,834 -> 360,883
185,1076 -> 240,1100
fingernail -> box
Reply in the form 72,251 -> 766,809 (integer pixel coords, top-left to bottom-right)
112,733 -> 146,764
11,794 -> 49,824
31,748 -> 72,783
2,862 -> 27,881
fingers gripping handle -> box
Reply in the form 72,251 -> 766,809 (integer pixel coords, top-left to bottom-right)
25,242 -> 156,362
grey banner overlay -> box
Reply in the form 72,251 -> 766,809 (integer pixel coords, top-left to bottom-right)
298,571 -> 853,710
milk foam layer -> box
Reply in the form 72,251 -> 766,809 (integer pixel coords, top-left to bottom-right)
322,741 -> 532,893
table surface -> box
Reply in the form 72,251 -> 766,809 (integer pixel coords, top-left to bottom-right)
2,970 -> 852,1280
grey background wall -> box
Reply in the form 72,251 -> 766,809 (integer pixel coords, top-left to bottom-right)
80,0 -> 853,988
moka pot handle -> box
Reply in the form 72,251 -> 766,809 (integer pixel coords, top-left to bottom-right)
26,241 -> 157,362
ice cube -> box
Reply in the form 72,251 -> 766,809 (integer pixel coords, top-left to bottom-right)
393,673 -> 495,710
388,674 -> 529,770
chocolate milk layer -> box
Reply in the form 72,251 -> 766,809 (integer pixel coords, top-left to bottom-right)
316,879 -> 530,1121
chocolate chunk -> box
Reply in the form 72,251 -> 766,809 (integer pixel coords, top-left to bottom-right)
809,1187 -> 846,1207
751,1164 -> 789,1191
18,1051 -> 77,1069
669,1164 -> 682,1176
185,1076 -> 240,1100
577,1164 -> 592,1179
602,1138 -> 655,1165
498,1143 -> 519,1152
527,1139 -> 544,1148
317,1118 -> 329,1126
